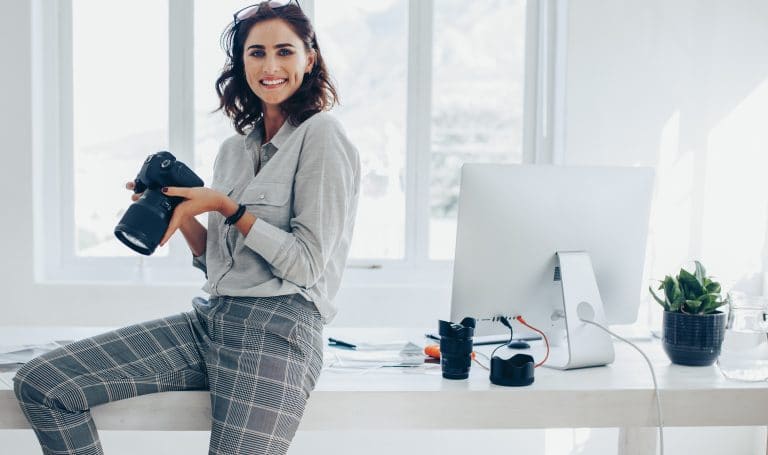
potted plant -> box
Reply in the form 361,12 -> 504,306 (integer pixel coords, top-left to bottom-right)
650,261 -> 728,366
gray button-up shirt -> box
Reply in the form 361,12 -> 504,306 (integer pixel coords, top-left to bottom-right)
193,112 -> 360,323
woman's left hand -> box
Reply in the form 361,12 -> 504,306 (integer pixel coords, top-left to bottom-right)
159,186 -> 227,247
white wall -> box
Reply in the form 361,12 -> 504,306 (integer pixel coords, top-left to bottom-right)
565,0 -> 768,300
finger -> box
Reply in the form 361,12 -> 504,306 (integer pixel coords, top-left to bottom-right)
125,181 -> 135,190
161,186 -> 187,198
131,193 -> 141,202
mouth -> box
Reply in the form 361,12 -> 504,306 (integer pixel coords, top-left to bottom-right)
260,78 -> 287,89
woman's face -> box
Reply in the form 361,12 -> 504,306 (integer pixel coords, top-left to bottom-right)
242,18 -> 316,110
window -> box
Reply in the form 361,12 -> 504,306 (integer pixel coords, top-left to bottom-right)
429,0 -> 527,259
72,0 -> 169,258
37,0 -> 539,283
315,0 -> 410,260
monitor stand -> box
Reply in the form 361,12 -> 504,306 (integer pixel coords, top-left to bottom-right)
544,251 -> 615,370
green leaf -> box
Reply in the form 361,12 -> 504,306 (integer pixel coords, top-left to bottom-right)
701,299 -> 727,314
694,261 -> 706,286
679,269 -> 705,299
662,276 -> 675,301
649,286 -> 669,310
705,281 -> 721,294
684,299 -> 703,314
672,277 -> 684,304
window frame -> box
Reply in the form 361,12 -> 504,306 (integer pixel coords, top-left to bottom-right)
34,0 -> 565,288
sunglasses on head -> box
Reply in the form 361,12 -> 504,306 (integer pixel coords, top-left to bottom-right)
233,0 -> 302,25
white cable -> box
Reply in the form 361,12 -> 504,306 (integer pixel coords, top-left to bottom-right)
580,318 -> 665,455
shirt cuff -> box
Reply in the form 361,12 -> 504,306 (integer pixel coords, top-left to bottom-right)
192,253 -> 207,277
244,218 -> 290,263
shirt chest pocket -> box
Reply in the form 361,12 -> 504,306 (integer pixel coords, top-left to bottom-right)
241,182 -> 293,230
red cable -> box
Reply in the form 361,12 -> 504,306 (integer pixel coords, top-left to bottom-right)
515,316 -> 550,368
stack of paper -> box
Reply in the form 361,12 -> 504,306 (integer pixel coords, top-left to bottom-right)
0,341 -> 73,373
324,341 -> 425,368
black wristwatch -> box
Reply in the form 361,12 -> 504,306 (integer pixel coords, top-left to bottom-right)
224,204 -> 247,225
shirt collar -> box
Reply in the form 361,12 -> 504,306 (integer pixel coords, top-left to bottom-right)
247,117 -> 297,152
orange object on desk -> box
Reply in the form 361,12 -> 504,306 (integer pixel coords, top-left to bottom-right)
424,344 -> 476,360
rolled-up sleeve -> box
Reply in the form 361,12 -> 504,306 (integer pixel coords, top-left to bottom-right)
243,115 -> 359,288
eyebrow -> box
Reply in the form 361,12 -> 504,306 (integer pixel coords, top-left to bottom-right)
246,43 -> 296,50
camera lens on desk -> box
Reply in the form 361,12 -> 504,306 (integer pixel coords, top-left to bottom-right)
438,317 -> 475,379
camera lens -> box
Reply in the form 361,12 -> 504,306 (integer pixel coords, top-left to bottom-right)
438,318 -> 475,380
114,190 -> 174,255
120,232 -> 149,251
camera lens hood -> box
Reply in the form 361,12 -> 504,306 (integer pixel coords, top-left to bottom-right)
490,353 -> 535,387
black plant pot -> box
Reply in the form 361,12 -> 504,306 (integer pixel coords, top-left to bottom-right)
662,311 -> 726,366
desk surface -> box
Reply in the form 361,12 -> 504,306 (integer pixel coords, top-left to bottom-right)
2,326 -> 768,431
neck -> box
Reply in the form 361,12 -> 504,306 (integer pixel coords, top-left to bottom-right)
261,104 -> 286,144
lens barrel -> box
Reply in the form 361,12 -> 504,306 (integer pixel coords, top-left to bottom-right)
114,190 -> 174,255
438,318 -> 476,379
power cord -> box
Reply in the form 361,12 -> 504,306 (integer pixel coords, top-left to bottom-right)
515,316 -> 550,367
486,316 -> 550,368
577,305 -> 664,455
490,316 -> 516,360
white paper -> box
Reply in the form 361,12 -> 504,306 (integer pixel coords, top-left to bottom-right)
0,341 -> 73,366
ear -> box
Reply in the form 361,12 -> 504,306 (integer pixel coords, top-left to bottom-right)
305,49 -> 317,74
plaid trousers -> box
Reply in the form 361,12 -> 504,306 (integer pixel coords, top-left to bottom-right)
13,294 -> 324,455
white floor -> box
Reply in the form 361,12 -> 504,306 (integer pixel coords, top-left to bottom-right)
2,427 -> 763,454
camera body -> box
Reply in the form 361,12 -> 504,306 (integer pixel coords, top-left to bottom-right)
114,151 -> 204,255
131,151 -> 203,195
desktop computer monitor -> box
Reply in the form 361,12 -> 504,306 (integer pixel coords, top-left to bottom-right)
449,164 -> 654,369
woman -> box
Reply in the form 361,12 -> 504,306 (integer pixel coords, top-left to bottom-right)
13,2 -> 359,454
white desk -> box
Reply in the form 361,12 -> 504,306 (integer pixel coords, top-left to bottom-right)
2,327 -> 768,454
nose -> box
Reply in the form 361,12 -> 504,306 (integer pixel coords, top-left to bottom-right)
263,55 -> 279,74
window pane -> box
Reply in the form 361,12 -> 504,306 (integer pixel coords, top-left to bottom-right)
194,0 -> 247,234
73,0 -> 169,257
315,0 -> 408,259
193,0 -> 243,187
430,0 -> 527,259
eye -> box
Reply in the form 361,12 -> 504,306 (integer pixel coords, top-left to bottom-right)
278,48 -> 293,56
249,49 -> 265,57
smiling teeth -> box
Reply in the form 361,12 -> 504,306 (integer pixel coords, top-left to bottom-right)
262,79 -> 286,86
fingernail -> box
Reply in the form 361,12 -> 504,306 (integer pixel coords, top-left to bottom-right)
162,187 -> 168,193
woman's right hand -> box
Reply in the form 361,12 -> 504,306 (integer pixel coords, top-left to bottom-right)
125,181 -> 143,202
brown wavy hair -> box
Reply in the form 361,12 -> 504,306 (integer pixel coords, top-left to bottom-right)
215,3 -> 339,135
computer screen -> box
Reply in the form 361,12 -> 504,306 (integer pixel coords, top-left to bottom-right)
450,164 -> 654,344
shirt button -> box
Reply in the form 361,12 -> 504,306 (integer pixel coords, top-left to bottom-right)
259,194 -> 265,200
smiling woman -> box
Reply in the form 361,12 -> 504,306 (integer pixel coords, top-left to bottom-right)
15,2 -> 360,455
216,1 -> 338,136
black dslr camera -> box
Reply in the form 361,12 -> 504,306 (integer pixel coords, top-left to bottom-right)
114,151 -> 204,256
